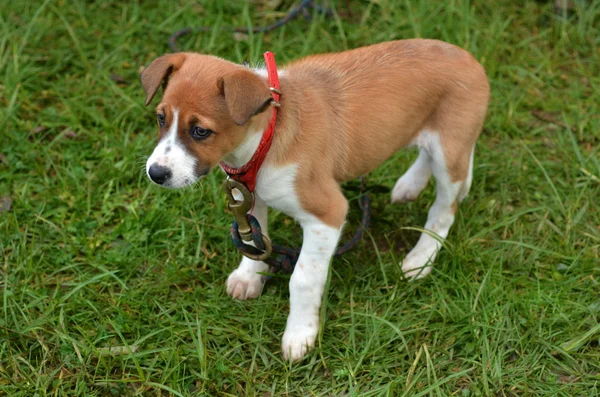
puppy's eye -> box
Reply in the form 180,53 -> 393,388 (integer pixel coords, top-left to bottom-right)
157,113 -> 166,127
190,126 -> 213,140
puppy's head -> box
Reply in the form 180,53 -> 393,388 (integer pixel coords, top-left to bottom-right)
142,53 -> 273,188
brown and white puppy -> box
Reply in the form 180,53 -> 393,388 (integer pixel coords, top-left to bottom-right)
142,39 -> 490,361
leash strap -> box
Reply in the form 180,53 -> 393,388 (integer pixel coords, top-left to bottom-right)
168,0 -> 333,53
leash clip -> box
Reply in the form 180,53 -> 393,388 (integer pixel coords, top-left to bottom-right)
223,178 -> 254,242
222,178 -> 272,261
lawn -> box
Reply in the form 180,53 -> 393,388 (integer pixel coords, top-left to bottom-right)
1,0 -> 599,395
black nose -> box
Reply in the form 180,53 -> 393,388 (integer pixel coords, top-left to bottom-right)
148,164 -> 171,185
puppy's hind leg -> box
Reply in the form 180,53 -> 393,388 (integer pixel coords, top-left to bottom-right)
458,147 -> 474,203
401,133 -> 470,280
391,149 -> 432,203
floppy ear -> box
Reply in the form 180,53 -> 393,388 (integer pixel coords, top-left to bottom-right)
219,69 -> 273,126
140,53 -> 186,106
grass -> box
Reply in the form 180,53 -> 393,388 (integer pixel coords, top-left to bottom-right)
1,0 -> 599,395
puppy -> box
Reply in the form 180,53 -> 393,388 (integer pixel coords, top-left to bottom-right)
142,39 -> 490,361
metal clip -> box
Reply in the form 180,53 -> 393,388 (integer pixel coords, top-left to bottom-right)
222,178 -> 272,261
222,178 -> 254,242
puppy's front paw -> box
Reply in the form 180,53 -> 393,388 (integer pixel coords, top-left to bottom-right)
226,267 -> 265,300
282,319 -> 319,362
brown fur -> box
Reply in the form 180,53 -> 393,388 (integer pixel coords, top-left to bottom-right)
142,40 -> 490,228
219,69 -> 273,126
141,53 -> 186,105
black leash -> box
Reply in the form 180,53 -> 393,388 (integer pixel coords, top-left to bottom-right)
169,0 -> 332,52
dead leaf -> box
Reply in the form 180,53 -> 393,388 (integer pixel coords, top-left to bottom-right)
32,126 -> 46,134
110,73 -> 129,85
201,245 -> 217,259
95,345 -> 140,357
531,110 -> 576,132
0,196 -> 12,212
63,129 -> 78,139
251,0 -> 282,10
233,32 -> 249,42
553,371 -> 578,383
554,0 -> 575,10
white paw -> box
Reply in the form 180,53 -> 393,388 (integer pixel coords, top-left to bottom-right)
391,177 -> 424,203
226,267 -> 265,300
282,320 -> 319,362
401,249 -> 436,280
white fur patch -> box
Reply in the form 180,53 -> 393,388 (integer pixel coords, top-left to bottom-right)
146,109 -> 198,188
401,130 -> 463,279
391,148 -> 432,203
221,128 -> 263,169
255,164 -> 307,220
282,221 -> 341,361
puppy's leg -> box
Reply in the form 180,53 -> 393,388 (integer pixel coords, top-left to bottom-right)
282,186 -> 346,361
226,196 -> 269,300
458,147 -> 475,202
391,149 -> 432,203
401,135 -> 472,279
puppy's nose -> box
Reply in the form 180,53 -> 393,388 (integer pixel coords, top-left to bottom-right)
148,164 -> 171,185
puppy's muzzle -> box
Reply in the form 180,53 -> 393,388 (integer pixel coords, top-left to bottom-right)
148,163 -> 171,185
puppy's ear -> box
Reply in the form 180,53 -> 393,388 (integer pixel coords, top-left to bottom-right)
141,53 -> 186,106
219,69 -> 272,126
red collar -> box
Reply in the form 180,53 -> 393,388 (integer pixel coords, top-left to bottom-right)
220,51 -> 281,192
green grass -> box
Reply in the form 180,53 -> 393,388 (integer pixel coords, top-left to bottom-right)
1,0 -> 599,395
